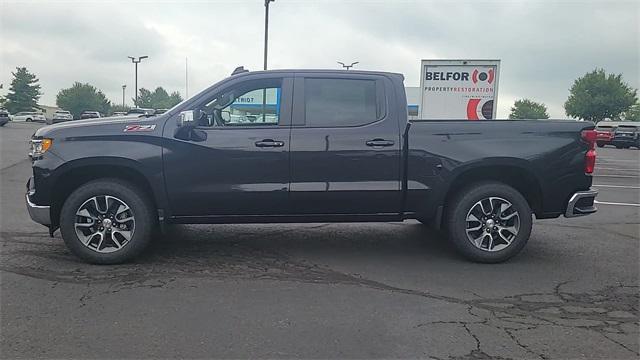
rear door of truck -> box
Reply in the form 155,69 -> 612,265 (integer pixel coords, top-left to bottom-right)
288,72 -> 402,215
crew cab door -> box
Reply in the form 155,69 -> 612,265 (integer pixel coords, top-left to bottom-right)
163,76 -> 293,217
289,73 -> 402,215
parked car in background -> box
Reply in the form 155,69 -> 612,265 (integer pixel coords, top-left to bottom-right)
154,108 -> 168,115
48,110 -> 74,124
112,111 -> 128,117
126,108 -> 155,117
0,109 -> 10,127
595,123 -> 616,147
80,111 -> 101,119
611,123 -> 640,149
12,111 -> 46,122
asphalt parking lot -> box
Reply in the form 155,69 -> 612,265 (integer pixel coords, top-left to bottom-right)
1,121 -> 638,359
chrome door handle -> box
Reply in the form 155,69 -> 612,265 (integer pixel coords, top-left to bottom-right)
255,139 -> 285,148
366,139 -> 394,147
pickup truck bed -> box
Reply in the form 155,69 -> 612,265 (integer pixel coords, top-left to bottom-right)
405,119 -> 594,221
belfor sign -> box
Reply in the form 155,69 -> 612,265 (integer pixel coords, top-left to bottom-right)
419,59 -> 500,120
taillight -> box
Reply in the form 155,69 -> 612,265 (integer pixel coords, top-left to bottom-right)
585,149 -> 596,174
581,130 -> 597,174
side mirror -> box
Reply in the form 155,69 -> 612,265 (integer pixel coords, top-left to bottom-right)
177,110 -> 199,128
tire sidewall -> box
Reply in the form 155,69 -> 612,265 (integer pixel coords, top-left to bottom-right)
447,182 -> 532,263
60,179 -> 154,264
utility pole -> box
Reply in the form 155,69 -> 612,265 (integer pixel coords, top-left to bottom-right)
185,57 -> 189,99
264,0 -> 275,70
128,56 -> 148,106
122,85 -> 126,107
338,61 -> 359,70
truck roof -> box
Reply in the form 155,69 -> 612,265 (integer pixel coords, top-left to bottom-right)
230,68 -> 405,80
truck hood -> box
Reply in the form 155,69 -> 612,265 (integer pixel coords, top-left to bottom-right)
34,115 -> 162,138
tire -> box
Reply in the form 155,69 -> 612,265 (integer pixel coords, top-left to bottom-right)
26,118 -> 32,122
615,145 -> 623,149
59,179 -> 155,264
597,143 -> 604,148
446,182 -> 532,263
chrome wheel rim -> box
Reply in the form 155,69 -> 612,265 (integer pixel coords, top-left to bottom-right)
74,195 -> 135,253
465,197 -> 520,252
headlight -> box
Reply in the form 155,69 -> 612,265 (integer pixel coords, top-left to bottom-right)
29,138 -> 52,158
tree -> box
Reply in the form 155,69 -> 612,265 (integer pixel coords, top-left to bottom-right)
134,87 -> 183,109
167,91 -> 183,107
56,82 -> 111,119
564,69 -> 637,123
4,67 -> 42,114
509,99 -> 549,119
620,102 -> 640,122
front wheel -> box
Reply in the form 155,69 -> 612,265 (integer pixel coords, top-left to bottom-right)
446,182 -> 532,263
59,179 -> 155,264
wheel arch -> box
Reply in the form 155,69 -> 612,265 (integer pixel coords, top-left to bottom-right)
49,157 -> 164,228
438,160 -> 543,227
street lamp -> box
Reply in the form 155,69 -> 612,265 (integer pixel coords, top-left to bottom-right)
263,0 -> 275,70
121,85 -> 126,107
128,56 -> 148,106
338,61 -> 359,70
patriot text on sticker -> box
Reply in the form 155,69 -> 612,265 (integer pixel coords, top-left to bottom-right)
124,124 -> 156,132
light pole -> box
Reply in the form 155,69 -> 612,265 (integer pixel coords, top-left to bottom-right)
121,85 -> 126,107
338,61 -> 359,70
263,0 -> 275,70
128,56 -> 148,106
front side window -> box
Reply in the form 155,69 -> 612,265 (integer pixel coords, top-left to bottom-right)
199,79 -> 281,127
304,78 -> 378,127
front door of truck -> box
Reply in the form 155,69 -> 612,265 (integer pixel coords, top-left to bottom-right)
289,73 -> 402,215
163,76 -> 293,217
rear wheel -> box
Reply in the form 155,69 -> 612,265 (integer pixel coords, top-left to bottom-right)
59,179 -> 155,264
26,118 -> 32,122
446,182 -> 532,263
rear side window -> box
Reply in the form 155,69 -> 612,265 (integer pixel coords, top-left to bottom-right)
304,78 -> 378,127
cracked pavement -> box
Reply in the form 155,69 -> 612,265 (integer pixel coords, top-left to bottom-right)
1,122 -> 638,359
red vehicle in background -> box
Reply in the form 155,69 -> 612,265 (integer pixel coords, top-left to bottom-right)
595,123 -> 616,148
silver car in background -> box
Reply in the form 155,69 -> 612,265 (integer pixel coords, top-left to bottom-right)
47,110 -> 74,124
11,111 -> 46,122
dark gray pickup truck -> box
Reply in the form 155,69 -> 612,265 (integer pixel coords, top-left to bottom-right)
26,68 -> 598,264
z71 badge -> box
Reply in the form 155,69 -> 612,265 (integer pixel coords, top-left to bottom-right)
124,124 -> 156,132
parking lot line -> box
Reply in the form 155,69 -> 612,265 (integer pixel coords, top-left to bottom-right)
595,200 -> 640,207
598,158 -> 640,162
595,167 -> 639,171
593,174 -> 639,178
593,184 -> 640,189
